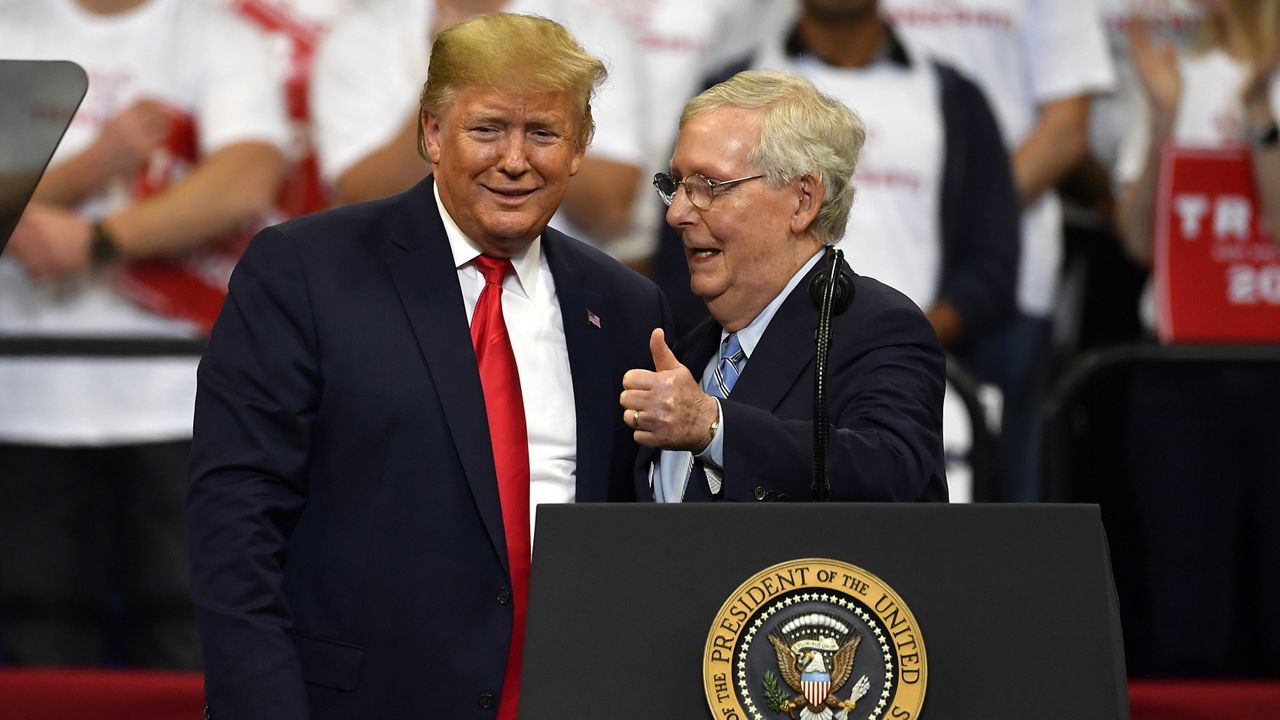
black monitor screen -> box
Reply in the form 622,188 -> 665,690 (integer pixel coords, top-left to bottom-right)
0,60 -> 87,254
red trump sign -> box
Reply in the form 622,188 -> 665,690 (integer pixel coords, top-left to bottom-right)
1154,145 -> 1280,343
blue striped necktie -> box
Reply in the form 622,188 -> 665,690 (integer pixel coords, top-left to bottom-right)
708,333 -> 746,400
682,333 -> 747,500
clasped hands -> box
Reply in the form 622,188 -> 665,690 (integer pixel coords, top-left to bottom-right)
7,98 -> 173,281
620,329 -> 719,452
6,204 -> 95,281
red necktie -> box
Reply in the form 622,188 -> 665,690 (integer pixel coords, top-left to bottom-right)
470,255 -> 531,720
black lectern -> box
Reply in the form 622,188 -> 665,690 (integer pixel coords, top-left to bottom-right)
521,503 -> 1128,720
0,60 -> 87,253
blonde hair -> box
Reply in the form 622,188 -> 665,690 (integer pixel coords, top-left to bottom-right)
1197,0 -> 1280,58
417,13 -> 606,158
681,69 -> 866,244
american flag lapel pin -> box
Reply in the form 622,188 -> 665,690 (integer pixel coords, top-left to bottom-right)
587,309 -> 601,329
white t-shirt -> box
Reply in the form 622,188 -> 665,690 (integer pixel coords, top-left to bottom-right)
746,36 -> 945,311
882,0 -> 1116,316
0,0 -> 289,444
310,0 -> 646,248
598,0 -> 774,262
1114,48 -> 1280,331
1092,0 -> 1203,170
215,0 -> 360,216
1116,48 -> 1280,185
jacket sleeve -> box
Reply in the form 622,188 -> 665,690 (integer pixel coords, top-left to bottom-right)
935,62 -> 1021,346
186,225 -> 317,720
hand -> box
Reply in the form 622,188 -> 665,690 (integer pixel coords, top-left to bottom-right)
1126,21 -> 1181,123
96,98 -> 172,176
925,301 -> 962,348
619,329 -> 719,451
5,204 -> 95,281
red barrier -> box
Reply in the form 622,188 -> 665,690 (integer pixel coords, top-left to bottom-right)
0,669 -> 203,720
1,669 -> 1278,719
1130,679 -> 1280,720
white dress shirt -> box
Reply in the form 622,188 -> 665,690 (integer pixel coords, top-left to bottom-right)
434,184 -> 577,544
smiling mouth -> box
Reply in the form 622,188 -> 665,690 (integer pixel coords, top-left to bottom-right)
487,186 -> 536,198
687,247 -> 721,259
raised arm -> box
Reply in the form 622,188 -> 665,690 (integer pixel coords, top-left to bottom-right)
1241,49 -> 1280,241
1116,26 -> 1181,266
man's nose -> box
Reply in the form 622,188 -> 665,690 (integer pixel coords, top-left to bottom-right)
666,183 -> 696,227
498,135 -> 529,174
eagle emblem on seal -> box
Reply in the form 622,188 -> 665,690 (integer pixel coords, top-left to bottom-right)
764,613 -> 871,720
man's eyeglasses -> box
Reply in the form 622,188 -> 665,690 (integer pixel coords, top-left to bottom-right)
652,172 -> 764,210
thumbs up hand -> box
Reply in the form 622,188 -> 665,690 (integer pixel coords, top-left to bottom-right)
620,329 -> 720,451
648,326 -> 681,372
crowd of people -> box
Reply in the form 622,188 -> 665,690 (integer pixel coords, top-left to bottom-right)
1,0 -> 1277,691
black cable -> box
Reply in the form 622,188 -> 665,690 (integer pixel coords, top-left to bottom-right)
811,247 -> 842,501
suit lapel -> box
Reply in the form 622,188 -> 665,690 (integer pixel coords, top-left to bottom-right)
543,232 -> 613,503
726,267 -> 820,413
676,318 -> 723,378
634,262 -> 831,498
381,178 -> 508,572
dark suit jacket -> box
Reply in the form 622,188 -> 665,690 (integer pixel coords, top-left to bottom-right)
638,259 -> 947,503
187,178 -> 669,719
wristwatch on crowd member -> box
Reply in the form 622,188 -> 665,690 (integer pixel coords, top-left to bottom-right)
89,220 -> 119,265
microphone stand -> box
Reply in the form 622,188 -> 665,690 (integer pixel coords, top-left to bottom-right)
810,247 -> 851,501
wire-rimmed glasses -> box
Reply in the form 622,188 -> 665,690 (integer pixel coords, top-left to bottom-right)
652,172 -> 764,210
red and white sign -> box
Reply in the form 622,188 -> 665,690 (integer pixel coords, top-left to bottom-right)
122,1 -> 334,335
118,109 -> 260,335
1154,144 -> 1280,343
230,0 -> 331,218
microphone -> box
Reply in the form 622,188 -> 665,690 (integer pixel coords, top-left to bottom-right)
808,250 -> 854,316
808,245 -> 854,502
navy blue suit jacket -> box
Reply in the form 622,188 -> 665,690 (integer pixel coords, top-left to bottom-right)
187,178 -> 668,719
638,259 -> 947,503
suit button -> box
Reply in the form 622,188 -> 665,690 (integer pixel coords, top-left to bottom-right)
478,692 -> 497,709
753,486 -> 767,501
497,587 -> 512,605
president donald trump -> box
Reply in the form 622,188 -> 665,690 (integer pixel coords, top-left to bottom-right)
187,14 -> 668,719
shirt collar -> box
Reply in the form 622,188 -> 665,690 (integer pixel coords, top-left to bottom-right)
782,20 -> 912,69
725,248 -> 825,359
434,179 -> 541,299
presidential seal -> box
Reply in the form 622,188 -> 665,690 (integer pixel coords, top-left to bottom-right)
704,559 -> 927,720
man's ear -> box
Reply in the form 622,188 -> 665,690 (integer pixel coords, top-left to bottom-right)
568,142 -> 585,177
421,110 -> 444,164
791,173 -> 824,234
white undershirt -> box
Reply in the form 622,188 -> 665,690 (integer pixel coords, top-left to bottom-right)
882,0 -> 1116,316
434,184 -> 577,546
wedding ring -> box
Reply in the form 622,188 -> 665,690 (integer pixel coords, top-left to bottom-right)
629,409 -> 641,430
